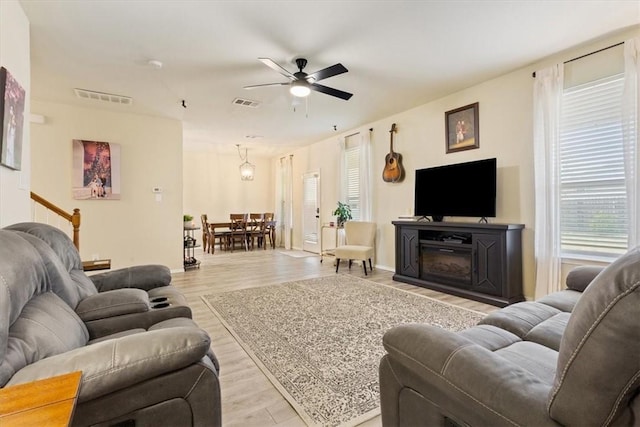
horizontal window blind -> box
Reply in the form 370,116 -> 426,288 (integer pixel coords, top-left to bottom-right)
345,143 -> 361,221
559,73 -> 627,257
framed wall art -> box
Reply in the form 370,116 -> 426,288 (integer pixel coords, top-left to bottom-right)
445,102 -> 479,154
72,139 -> 121,200
0,67 -> 26,170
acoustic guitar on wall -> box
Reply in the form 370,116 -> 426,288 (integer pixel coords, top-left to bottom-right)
382,123 -> 404,183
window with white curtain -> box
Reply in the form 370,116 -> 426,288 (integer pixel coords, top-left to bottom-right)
559,73 -> 627,258
345,135 -> 361,221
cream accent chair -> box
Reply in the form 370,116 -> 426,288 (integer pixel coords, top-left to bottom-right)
335,221 -> 376,275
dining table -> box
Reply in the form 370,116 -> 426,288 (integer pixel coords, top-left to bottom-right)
207,220 -> 276,251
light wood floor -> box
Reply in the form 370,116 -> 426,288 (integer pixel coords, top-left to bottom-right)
171,247 -> 498,427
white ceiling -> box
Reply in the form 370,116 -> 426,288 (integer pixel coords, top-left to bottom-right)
19,1 -> 640,157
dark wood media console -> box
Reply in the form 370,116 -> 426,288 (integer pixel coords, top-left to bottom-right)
392,221 -> 524,307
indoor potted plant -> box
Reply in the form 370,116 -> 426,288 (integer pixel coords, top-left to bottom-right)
332,202 -> 352,227
183,214 -> 194,228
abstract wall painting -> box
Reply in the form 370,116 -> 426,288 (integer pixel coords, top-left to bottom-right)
0,67 -> 26,170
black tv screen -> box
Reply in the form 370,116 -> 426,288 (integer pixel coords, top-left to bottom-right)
414,158 -> 496,220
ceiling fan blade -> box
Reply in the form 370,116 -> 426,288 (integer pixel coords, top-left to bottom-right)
258,57 -> 296,80
244,82 -> 289,89
309,83 -> 353,100
307,63 -> 348,82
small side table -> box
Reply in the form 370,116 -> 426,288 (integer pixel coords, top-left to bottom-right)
0,371 -> 82,427
82,259 -> 112,271
320,225 -> 339,263
184,226 -> 201,270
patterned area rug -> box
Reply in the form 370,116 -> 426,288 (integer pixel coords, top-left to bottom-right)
202,275 -> 484,427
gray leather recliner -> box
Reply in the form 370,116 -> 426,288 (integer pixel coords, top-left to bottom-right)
0,225 -> 221,426
5,222 -> 192,338
380,247 -> 640,426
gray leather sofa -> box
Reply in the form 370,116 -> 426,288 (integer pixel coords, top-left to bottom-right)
0,223 -> 221,426
380,246 -> 640,426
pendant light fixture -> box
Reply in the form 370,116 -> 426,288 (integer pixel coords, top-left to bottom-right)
236,144 -> 255,181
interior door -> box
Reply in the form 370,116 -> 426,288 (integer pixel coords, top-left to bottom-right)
302,171 -> 320,253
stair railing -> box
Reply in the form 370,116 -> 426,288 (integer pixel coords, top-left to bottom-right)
30,191 -> 81,250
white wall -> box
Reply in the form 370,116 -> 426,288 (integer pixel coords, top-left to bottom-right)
0,0 -> 31,226
279,26 -> 639,299
183,148 -> 275,222
30,101 -> 184,270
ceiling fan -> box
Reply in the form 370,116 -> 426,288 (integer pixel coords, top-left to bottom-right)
244,57 -> 353,101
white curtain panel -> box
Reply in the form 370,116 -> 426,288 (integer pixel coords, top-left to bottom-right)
276,155 -> 294,249
533,64 -> 564,298
275,158 -> 284,247
359,130 -> 374,221
283,155 -> 293,250
623,37 -> 640,248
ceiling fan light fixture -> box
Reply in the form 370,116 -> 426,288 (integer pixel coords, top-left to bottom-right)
290,80 -> 311,97
248,57 -> 352,100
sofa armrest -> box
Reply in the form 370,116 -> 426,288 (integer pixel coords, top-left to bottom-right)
382,324 -> 555,426
75,288 -> 150,321
383,323 -> 476,372
565,265 -> 604,292
89,265 -> 171,292
6,327 -> 211,402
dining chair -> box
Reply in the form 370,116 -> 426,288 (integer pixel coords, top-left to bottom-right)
228,213 -> 248,251
334,221 -> 376,275
200,214 -> 213,253
263,212 -> 275,249
204,214 -> 230,254
247,213 -> 264,250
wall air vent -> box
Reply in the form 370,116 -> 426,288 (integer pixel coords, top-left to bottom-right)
232,98 -> 261,108
74,88 -> 133,105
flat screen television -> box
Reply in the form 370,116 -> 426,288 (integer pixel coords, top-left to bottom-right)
414,158 -> 496,221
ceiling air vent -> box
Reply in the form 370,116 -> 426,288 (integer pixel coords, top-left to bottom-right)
74,88 -> 133,105
232,97 -> 261,108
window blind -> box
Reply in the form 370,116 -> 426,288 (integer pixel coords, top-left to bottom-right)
559,73 -> 627,257
345,142 -> 361,221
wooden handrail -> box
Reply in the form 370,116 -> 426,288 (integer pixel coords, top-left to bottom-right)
30,192 -> 81,250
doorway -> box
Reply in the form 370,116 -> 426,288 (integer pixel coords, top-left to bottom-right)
302,171 -> 320,253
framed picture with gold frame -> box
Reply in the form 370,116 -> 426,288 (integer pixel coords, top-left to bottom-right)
445,102 -> 479,153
